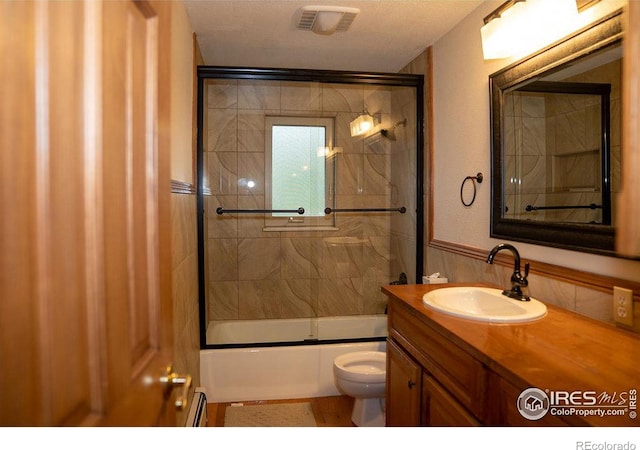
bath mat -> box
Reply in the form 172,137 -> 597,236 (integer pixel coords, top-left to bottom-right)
223,402 -> 317,427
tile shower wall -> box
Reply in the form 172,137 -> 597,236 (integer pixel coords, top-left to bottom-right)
400,50 -> 430,270
204,79 -> 416,322
171,191 -> 200,424
389,85 -> 418,283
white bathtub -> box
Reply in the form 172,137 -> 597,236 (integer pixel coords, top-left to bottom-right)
200,315 -> 388,402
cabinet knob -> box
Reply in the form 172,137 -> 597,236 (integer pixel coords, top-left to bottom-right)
408,380 -> 415,389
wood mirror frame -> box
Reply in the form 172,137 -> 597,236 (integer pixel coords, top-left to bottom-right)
489,10 -> 622,256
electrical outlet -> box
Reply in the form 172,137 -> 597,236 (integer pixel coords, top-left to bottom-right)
613,286 -> 634,327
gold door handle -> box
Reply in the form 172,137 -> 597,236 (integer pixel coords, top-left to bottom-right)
160,365 -> 192,411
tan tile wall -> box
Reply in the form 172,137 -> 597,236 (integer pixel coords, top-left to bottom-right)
171,191 -> 200,425
204,79 -> 416,322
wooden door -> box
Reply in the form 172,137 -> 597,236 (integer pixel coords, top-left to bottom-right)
385,339 -> 422,426
0,0 -> 176,426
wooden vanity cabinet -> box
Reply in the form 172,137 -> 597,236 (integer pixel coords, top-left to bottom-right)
422,373 -> 480,426
386,334 -> 481,426
386,294 -> 570,427
491,375 -> 570,426
383,284 -> 640,427
386,301 -> 487,426
386,339 -> 421,426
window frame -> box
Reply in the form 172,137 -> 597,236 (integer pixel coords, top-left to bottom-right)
264,115 -> 337,231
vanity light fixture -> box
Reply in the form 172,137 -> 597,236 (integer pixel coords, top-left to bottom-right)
349,112 -> 375,137
481,0 -> 579,60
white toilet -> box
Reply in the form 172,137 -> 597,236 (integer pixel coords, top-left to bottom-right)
333,351 -> 386,427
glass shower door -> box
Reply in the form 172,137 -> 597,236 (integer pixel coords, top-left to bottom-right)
198,70 -> 422,348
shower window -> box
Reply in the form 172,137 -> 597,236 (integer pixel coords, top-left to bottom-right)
265,116 -> 337,230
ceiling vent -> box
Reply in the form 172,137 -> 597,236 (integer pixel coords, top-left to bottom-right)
296,6 -> 360,35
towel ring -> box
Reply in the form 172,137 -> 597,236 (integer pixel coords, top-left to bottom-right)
460,172 -> 483,207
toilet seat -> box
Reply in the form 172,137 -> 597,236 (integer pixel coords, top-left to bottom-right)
333,350 -> 387,426
333,351 -> 386,383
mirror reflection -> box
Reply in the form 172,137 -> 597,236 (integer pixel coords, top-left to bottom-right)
503,44 -> 620,226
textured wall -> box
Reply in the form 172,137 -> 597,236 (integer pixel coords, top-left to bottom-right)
401,1 -> 640,332
430,0 -> 640,281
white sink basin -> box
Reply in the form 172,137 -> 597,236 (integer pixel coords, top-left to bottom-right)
422,287 -> 547,323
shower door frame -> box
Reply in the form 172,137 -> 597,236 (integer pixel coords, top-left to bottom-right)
196,67 -> 425,349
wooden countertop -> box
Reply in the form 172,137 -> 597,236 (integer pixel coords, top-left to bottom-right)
382,283 -> 640,427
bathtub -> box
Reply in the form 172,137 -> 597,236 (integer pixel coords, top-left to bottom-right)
200,314 -> 388,402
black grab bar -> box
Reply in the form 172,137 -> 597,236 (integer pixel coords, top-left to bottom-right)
216,207 -> 305,215
324,207 -> 406,214
525,204 -> 601,211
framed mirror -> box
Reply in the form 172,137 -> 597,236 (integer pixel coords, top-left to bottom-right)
489,10 -> 622,256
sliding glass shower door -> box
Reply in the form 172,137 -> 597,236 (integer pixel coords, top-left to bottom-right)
197,68 -> 423,348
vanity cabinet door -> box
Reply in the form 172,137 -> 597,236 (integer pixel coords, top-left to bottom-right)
388,299 -> 487,420
386,339 -> 422,426
494,376 -> 571,426
422,373 -> 480,426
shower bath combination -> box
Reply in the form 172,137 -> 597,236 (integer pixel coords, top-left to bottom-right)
197,66 -> 424,352
196,66 -> 424,410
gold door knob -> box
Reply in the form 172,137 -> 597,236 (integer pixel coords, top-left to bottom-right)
160,365 -> 192,411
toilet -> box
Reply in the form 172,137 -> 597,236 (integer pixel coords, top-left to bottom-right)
333,351 -> 386,427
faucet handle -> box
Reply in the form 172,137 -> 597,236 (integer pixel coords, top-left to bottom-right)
524,262 -> 530,277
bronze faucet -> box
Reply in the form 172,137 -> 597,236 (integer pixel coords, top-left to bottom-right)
486,243 -> 530,301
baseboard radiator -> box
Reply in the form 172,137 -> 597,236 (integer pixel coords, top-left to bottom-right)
185,388 -> 208,427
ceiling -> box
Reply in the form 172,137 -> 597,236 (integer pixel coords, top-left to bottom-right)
183,0 -> 484,73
